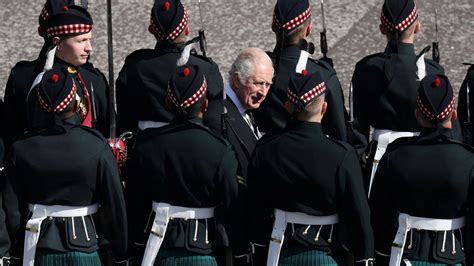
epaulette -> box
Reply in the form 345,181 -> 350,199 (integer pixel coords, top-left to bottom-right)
76,125 -> 107,142
190,53 -> 217,65
13,59 -> 38,69
312,57 -> 334,73
424,58 -> 445,73
355,52 -> 386,66
324,134 -> 354,151
123,49 -> 157,66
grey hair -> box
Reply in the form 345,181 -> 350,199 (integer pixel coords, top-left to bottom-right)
228,47 -> 274,85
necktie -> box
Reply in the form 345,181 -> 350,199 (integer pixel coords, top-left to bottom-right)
244,111 -> 260,139
76,72 -> 93,128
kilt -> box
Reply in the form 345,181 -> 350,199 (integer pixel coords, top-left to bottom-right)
278,246 -> 347,266
154,248 -> 224,266
35,248 -> 101,266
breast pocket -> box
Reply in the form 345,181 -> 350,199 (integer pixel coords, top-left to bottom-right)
65,215 -> 99,253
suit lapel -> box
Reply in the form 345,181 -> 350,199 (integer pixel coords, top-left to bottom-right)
225,99 -> 257,158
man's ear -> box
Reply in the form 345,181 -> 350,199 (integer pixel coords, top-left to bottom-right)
184,26 -> 190,36
231,73 -> 241,91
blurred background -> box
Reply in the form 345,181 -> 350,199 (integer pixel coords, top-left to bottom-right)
1,0 -> 472,106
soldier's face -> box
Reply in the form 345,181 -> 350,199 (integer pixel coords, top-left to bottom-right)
55,32 -> 93,67
234,63 -> 273,110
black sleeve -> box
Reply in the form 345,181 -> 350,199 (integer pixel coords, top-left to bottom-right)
122,149 -> 152,255
368,152 -> 397,262
247,149 -> 273,265
3,70 -> 27,148
457,67 -> 474,145
2,152 -> 26,259
116,69 -> 138,138
337,148 -> 374,261
98,145 -> 128,261
321,69 -> 348,142
351,64 -> 371,145
95,70 -> 111,138
465,165 -> 474,264
214,144 -> 239,248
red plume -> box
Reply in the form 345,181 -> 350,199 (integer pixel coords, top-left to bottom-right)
434,78 -> 441,88
51,74 -> 60,83
301,69 -> 308,77
183,68 -> 190,77
163,2 -> 171,11
63,6 -> 69,11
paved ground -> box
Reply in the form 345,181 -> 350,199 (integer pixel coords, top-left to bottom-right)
1,0 -> 473,107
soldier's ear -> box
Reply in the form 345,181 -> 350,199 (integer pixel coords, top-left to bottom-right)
379,24 -> 388,36
321,101 -> 327,117
414,21 -> 421,34
450,110 -> 457,121
200,99 -> 209,114
53,37 -> 61,46
305,23 -> 312,37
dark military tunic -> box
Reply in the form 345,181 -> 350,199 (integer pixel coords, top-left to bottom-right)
3,117 -> 128,262
457,64 -> 474,145
369,127 -> 474,265
116,42 -> 224,136
254,45 -> 348,141
248,121 -> 374,264
123,118 -> 238,262
352,43 -> 447,143
3,57 -> 110,147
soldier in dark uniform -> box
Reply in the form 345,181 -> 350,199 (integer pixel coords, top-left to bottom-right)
3,1 -> 110,148
457,64 -> 474,144
369,74 -> 474,265
350,0 -> 458,195
248,71 -> 374,265
254,0 -> 348,142
116,0 -> 224,141
204,47 -> 273,265
123,65 -> 238,265
0,99 -> 15,265
3,67 -> 128,265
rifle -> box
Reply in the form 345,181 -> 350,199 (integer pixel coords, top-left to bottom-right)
319,0 -> 333,67
432,7 -> 440,63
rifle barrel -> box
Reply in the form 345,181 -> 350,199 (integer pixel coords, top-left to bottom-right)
107,0 -> 116,139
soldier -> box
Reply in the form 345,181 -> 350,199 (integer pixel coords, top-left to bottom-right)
3,1 -> 110,148
123,65 -> 238,265
254,0 -> 348,142
204,47 -> 273,265
457,64 -> 474,144
248,71 -> 374,266
116,0 -> 224,140
350,0 -> 459,194
369,74 -> 474,265
3,66 -> 129,265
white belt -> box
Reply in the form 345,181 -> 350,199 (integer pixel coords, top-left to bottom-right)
142,202 -> 215,266
389,213 -> 465,266
368,129 -> 419,197
267,209 -> 339,266
24,203 -> 98,266
138,120 -> 169,130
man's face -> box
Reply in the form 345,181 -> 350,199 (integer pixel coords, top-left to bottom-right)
233,63 -> 273,110
56,31 -> 93,67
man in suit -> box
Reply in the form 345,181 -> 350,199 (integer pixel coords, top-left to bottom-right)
204,47 -> 273,265
370,74 -> 474,265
